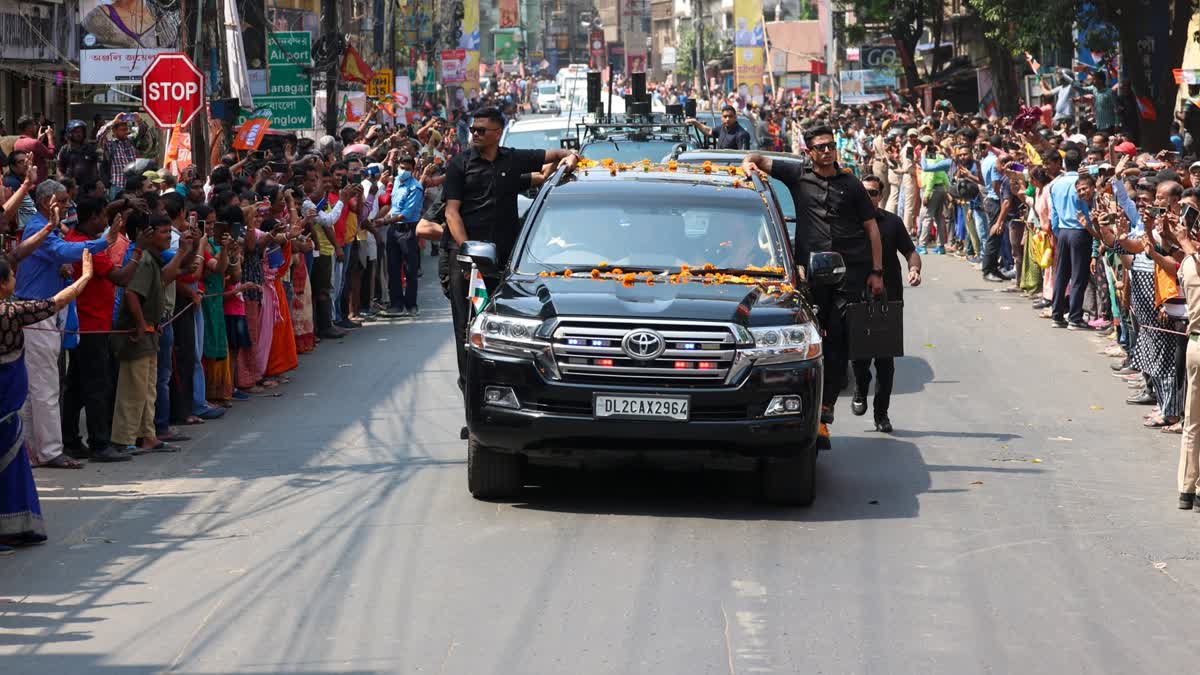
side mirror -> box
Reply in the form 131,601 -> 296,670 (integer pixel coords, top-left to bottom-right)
560,137 -> 580,150
458,240 -> 498,272
808,251 -> 846,287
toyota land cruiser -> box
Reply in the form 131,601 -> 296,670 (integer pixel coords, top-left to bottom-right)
459,161 -> 844,505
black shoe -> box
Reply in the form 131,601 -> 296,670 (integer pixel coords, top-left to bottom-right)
874,415 -> 893,433
1032,299 -> 1052,309
1180,492 -> 1196,510
820,407 -> 835,424
317,329 -> 346,340
335,319 -> 362,329
63,443 -> 91,460
460,425 -> 470,440
1126,391 -> 1156,405
92,447 -> 132,462
1051,318 -> 1068,329
850,394 -> 867,416
1066,321 -> 1093,331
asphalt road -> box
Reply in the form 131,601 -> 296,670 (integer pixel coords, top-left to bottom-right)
3,252 -> 1199,674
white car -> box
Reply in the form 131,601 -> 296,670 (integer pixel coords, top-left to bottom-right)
532,82 -> 559,113
500,116 -> 577,151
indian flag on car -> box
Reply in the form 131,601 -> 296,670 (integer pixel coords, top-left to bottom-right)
468,265 -> 489,313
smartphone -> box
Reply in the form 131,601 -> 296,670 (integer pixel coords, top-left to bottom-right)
1183,203 -> 1199,234
1009,162 -> 1025,173
1148,205 -> 1167,219
213,221 -> 232,241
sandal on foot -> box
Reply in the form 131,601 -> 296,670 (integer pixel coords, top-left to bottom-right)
183,416 -> 205,425
39,455 -> 83,469
1163,422 -> 1184,434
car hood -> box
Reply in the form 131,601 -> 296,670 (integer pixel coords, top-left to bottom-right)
490,274 -> 812,326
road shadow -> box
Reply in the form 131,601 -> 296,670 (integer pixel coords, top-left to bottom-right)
511,433 -> 1042,522
0,277 -> 455,673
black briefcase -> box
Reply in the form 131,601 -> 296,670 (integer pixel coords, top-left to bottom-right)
846,296 -> 905,360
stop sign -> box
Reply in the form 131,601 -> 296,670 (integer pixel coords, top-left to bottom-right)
141,53 -> 205,128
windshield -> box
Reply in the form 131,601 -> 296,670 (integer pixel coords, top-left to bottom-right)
678,157 -> 794,221
517,189 -> 786,273
538,83 -> 557,95
581,140 -> 683,163
505,127 -> 573,151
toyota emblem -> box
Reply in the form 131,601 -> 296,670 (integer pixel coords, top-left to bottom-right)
622,329 -> 665,360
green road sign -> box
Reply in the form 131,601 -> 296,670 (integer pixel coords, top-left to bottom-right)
268,64 -> 311,97
269,32 -> 311,66
238,96 -> 313,130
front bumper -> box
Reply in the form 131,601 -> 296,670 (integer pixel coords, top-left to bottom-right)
465,349 -> 822,459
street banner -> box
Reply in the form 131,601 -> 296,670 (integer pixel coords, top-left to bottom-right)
233,118 -> 272,150
735,47 -> 766,105
460,0 -> 480,98
340,45 -> 375,84
734,0 -> 765,104
733,0 -> 764,48
80,48 -> 168,84
394,75 -> 413,111
441,50 -> 467,83
368,69 -> 394,97
499,0 -> 520,29
838,68 -> 897,104
495,32 -> 517,63
79,0 -> 179,50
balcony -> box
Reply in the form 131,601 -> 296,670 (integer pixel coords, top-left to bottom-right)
0,1 -> 76,63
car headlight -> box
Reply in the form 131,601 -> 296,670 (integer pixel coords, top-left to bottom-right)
743,323 -> 822,360
469,313 -> 549,356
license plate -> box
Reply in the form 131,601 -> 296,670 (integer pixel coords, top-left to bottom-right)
594,394 -> 690,421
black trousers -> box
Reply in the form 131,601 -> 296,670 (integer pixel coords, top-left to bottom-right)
812,264 -> 869,411
62,333 -> 114,450
387,228 -> 420,311
171,303 -> 197,423
1052,228 -> 1093,324
980,197 -> 1004,276
852,357 -> 896,419
441,246 -> 472,392
311,254 -> 334,334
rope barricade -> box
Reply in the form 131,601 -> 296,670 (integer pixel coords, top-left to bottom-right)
21,292 -> 228,336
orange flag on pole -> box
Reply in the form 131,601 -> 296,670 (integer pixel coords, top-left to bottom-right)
340,45 -> 375,84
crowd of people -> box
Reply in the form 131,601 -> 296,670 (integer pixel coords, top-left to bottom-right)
0,105 -> 462,553
5,62 -> 1200,555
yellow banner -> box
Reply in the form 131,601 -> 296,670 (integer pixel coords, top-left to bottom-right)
735,46 -> 765,105
463,51 -> 481,99
733,0 -> 764,48
459,0 -> 479,51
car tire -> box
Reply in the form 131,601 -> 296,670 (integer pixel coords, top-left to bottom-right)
468,436 -> 523,499
760,444 -> 816,506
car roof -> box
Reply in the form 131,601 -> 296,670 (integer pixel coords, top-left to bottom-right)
505,117 -> 572,132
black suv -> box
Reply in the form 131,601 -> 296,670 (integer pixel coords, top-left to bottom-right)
459,163 -> 843,505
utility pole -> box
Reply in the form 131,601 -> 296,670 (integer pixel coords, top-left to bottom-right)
384,0 -> 396,71
189,0 -> 210,175
323,0 -> 339,136
694,0 -> 706,99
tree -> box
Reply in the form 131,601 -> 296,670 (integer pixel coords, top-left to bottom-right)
675,21 -> 723,82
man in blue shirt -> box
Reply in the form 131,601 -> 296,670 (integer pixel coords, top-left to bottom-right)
1047,148 -> 1093,329
17,179 -> 113,469
382,155 -> 425,317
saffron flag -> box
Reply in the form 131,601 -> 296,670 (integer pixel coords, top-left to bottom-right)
340,45 -> 375,84
1135,95 -> 1158,122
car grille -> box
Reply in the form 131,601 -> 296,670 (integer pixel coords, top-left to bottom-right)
551,319 -> 737,386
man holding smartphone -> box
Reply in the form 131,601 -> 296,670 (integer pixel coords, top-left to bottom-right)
96,113 -> 138,199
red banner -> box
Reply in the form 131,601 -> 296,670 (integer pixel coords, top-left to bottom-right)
499,0 -> 519,29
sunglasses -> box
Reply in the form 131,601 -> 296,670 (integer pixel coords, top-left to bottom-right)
809,142 -> 836,152
865,188 -> 881,197
469,126 -> 498,135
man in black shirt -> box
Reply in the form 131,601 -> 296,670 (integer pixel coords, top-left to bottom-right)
743,125 -> 884,449
687,106 -> 752,150
442,107 -> 578,411
850,175 -> 922,433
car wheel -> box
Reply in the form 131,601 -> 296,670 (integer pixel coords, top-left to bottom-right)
468,436 -> 523,499
760,444 -> 816,506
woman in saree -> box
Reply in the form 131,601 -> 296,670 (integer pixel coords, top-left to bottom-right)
262,209 -> 300,378
199,206 -> 234,404
238,205 -> 270,389
1,252 -> 93,551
